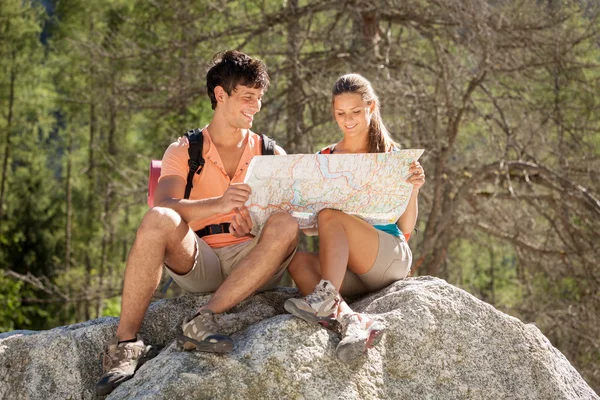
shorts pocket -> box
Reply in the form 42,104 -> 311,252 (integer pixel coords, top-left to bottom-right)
381,256 -> 412,286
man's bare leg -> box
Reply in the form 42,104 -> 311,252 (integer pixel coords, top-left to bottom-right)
116,207 -> 197,340
198,212 -> 299,314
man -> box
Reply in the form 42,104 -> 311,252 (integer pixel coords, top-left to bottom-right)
96,50 -> 299,396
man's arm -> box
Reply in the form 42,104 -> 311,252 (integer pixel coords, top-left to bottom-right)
154,175 -> 250,225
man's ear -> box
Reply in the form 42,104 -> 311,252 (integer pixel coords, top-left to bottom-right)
214,86 -> 227,104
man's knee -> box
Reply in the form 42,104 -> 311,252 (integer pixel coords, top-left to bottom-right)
263,212 -> 299,245
137,207 -> 184,239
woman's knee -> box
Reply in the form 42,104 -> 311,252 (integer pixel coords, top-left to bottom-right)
263,212 -> 299,244
317,208 -> 344,225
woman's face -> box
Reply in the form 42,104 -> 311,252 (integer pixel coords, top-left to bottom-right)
333,93 -> 373,139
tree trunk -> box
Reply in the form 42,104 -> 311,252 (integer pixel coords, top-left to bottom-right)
360,10 -> 380,62
97,79 -> 117,318
286,0 -> 308,155
0,49 -> 17,222
489,244 -> 495,304
285,0 -> 311,254
85,18 -> 97,321
65,126 -> 73,275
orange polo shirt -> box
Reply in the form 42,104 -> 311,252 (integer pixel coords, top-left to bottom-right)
159,128 -> 263,248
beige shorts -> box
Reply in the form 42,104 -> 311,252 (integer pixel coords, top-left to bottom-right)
339,229 -> 412,297
165,231 -> 296,294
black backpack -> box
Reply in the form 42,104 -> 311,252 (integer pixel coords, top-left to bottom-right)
183,128 -> 276,198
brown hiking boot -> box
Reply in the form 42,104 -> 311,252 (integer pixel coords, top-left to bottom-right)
178,309 -> 233,353
95,334 -> 156,396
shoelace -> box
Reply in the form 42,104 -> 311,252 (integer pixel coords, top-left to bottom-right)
101,346 -> 123,371
341,314 -> 367,336
101,350 -> 114,371
305,284 -> 333,304
101,343 -> 138,371
195,312 -> 220,333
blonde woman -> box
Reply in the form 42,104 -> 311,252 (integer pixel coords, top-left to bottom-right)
285,74 -> 425,362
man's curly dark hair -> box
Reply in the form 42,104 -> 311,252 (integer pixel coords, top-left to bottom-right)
206,50 -> 270,110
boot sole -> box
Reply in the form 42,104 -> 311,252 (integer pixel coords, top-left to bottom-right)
284,300 -> 337,329
177,334 -> 233,353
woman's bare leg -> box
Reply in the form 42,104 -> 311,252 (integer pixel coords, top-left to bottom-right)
287,210 -> 386,361
287,250 -> 354,316
287,252 -> 321,295
317,209 -> 380,291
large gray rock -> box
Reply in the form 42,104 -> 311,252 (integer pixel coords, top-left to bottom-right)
0,277 -> 597,399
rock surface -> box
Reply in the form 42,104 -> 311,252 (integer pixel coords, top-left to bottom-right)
0,277 -> 597,400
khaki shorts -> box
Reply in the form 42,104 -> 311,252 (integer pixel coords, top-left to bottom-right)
339,229 -> 412,297
165,231 -> 296,294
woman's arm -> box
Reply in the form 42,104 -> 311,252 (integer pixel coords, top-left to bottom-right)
397,188 -> 419,234
396,161 -> 425,234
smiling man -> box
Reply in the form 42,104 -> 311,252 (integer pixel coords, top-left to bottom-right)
96,51 -> 299,396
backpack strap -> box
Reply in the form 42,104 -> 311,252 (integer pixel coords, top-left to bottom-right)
318,145 -> 334,154
261,134 -> 276,155
184,128 -> 204,199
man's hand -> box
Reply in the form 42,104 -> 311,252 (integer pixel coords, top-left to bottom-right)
218,184 -> 252,214
229,207 -> 253,237
406,161 -> 425,190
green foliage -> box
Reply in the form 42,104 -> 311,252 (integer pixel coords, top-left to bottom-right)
3,138 -> 65,276
447,236 -> 521,309
0,275 -> 25,332
102,296 -> 121,318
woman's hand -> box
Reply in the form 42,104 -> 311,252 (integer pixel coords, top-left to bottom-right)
406,161 -> 425,190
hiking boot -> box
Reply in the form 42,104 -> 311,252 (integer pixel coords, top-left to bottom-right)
178,309 -> 233,353
336,313 -> 385,362
284,279 -> 341,329
95,334 -> 156,396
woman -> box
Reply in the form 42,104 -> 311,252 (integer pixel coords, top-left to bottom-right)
284,73 -> 425,362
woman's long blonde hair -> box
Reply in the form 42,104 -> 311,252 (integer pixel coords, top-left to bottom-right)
332,73 -> 398,153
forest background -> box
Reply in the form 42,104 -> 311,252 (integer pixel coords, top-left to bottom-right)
1,0 -> 599,392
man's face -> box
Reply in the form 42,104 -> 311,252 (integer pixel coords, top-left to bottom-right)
219,85 -> 264,129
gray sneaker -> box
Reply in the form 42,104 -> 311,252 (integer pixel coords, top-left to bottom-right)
336,313 -> 385,362
95,334 -> 155,396
178,309 -> 233,353
284,279 -> 341,329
